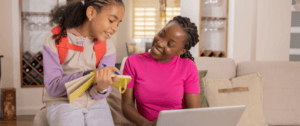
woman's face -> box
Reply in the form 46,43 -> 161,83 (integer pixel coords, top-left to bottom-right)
89,4 -> 124,42
150,21 -> 187,63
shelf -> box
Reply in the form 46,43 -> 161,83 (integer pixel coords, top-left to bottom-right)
21,51 -> 44,88
22,70 -> 43,86
292,5 -> 300,12
21,84 -> 44,88
201,17 -> 226,20
199,0 -> 229,58
290,48 -> 300,55
22,58 -> 43,77
291,27 -> 300,33
19,1 -> 57,88
200,50 -> 226,57
22,11 -> 51,16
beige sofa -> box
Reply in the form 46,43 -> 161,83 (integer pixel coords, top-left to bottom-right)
33,57 -> 300,126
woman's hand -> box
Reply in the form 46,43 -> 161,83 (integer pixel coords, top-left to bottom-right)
138,119 -> 156,126
140,120 -> 154,126
93,66 -> 119,91
150,119 -> 157,126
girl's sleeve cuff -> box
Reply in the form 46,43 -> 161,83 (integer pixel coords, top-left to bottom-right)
89,86 -> 112,100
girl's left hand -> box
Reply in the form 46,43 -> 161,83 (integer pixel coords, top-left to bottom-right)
93,66 -> 119,91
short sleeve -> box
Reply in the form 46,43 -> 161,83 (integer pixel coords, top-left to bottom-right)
184,61 -> 200,94
122,56 -> 136,88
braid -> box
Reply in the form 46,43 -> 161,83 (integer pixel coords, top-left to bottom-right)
168,16 -> 199,62
50,0 -> 124,44
181,51 -> 194,61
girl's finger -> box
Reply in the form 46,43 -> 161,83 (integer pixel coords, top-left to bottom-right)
95,69 -> 99,80
106,66 -> 120,73
107,70 -> 113,84
99,68 -> 104,80
102,69 -> 107,81
112,75 -> 118,83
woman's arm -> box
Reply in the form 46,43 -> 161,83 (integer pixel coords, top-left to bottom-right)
184,93 -> 200,108
122,88 -> 152,126
183,60 -> 201,108
122,55 -> 153,126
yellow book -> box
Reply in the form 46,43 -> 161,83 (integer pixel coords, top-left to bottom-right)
65,72 -> 131,103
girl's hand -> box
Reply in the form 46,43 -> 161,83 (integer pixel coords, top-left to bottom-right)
93,66 -> 119,91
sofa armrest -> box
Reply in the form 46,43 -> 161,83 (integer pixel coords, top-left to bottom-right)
33,108 -> 49,126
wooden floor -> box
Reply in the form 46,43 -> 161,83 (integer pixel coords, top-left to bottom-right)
0,115 -> 34,126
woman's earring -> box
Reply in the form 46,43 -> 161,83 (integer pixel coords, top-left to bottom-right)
89,18 -> 91,21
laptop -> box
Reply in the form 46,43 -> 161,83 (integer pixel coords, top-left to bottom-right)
156,105 -> 246,126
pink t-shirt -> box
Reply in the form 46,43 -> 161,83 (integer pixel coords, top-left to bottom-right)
123,52 -> 200,121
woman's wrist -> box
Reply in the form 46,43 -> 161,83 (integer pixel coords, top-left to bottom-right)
138,118 -> 152,126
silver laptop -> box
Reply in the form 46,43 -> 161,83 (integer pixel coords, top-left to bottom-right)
156,105 -> 246,126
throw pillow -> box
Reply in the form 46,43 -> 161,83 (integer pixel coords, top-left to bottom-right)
203,72 -> 267,126
198,70 -> 209,107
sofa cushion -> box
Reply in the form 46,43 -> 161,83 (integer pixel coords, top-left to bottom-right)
194,57 -> 236,79
106,88 -> 135,125
33,108 -> 49,126
203,72 -> 267,126
237,61 -> 300,125
199,70 -> 209,107
33,89 -> 135,126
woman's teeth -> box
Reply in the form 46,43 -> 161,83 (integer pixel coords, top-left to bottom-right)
105,32 -> 111,38
154,47 -> 162,54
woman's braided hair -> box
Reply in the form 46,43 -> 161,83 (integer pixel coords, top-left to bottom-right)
50,0 -> 124,44
168,16 -> 199,62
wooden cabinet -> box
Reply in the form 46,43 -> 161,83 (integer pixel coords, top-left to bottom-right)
0,88 -> 16,120
21,52 -> 44,87
19,0 -> 59,87
199,0 -> 229,57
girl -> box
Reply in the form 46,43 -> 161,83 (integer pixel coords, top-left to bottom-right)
43,0 -> 124,126
122,16 -> 201,126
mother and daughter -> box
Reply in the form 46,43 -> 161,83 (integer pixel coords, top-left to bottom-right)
42,0 -> 200,126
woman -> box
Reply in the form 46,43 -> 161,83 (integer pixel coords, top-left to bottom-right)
122,16 -> 200,126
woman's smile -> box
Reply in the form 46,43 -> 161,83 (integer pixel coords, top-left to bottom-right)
152,46 -> 163,55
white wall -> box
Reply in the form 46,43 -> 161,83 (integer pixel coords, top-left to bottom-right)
230,0 -> 291,63
0,0 -> 14,89
180,0 -> 200,57
0,0 -> 45,115
255,0 -> 291,61
230,0 -> 257,63
115,0 -> 133,63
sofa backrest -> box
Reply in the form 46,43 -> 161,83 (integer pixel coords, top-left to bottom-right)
120,57 -> 128,74
194,57 -> 236,79
121,57 -> 237,80
237,61 -> 300,125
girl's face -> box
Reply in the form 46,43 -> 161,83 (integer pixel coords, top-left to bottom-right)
89,4 -> 124,42
150,21 -> 187,63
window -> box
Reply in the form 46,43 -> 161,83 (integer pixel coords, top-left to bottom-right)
132,0 -> 180,38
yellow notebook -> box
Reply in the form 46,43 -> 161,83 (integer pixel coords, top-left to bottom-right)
65,72 -> 131,103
